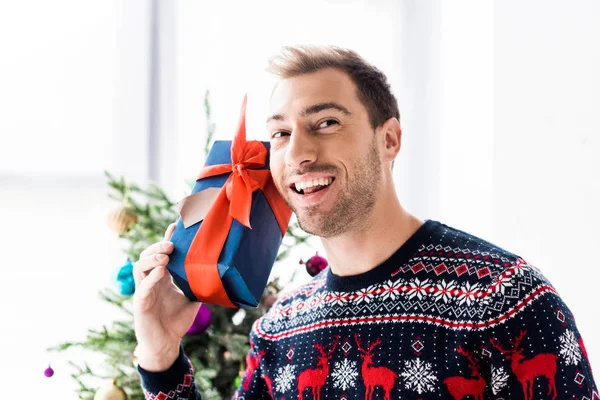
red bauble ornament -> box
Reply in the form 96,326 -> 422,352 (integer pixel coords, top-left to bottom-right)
300,252 -> 328,277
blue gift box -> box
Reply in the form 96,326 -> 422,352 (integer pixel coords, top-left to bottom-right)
166,140 -> 290,308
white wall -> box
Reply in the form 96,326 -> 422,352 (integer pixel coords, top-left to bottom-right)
493,0 -> 600,370
420,0 -> 600,371
0,1 -> 129,397
0,1 -> 116,176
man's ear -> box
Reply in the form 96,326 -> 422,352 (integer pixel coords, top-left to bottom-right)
381,117 -> 401,162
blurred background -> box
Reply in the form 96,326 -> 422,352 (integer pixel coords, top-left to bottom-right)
1,0 -> 598,397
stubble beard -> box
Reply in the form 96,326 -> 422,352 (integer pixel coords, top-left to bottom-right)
283,138 -> 382,238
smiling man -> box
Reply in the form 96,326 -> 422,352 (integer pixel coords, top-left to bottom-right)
135,46 -> 597,399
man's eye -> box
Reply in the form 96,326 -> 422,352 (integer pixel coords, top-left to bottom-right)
271,131 -> 290,139
317,119 -> 339,129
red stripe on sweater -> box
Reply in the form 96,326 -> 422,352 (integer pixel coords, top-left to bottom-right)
255,285 -> 557,341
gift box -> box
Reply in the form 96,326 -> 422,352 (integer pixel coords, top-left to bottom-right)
166,97 -> 292,308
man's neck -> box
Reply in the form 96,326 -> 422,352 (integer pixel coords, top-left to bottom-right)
321,198 -> 423,278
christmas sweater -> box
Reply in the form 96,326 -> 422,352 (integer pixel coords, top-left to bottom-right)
138,220 -> 598,399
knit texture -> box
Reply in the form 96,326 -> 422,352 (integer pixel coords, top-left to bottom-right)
138,220 -> 598,399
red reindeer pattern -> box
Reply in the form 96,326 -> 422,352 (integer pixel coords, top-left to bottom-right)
490,329 -> 558,400
243,349 -> 266,390
354,334 -> 399,400
297,335 -> 340,400
242,341 -> 273,397
443,345 -> 487,400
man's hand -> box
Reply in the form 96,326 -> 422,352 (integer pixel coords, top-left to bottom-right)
133,223 -> 201,372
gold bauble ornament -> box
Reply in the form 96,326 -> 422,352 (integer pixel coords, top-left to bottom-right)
94,378 -> 128,400
107,205 -> 138,234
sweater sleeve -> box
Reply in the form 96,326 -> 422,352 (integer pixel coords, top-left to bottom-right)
482,266 -> 598,399
137,344 -> 202,400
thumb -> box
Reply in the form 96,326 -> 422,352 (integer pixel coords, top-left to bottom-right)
164,222 -> 177,241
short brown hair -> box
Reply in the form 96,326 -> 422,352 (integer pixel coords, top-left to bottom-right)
267,45 -> 400,129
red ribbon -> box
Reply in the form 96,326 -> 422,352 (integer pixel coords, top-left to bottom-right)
184,95 -> 292,308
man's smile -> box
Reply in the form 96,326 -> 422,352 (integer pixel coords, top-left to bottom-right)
290,177 -> 335,195
285,174 -> 337,207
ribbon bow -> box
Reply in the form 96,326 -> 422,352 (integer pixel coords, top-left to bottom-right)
184,95 -> 291,308
196,99 -> 269,228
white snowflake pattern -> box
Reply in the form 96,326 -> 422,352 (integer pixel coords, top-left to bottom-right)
380,279 -> 404,301
354,285 -> 378,304
408,278 -> 431,301
433,280 -> 457,304
400,358 -> 438,394
514,262 -> 528,276
307,291 -> 327,311
330,291 -> 348,307
559,329 -> 582,366
331,358 -> 359,390
261,317 -> 274,332
288,299 -> 304,318
491,366 -> 510,394
493,276 -> 514,294
274,364 -> 297,394
457,282 -> 480,306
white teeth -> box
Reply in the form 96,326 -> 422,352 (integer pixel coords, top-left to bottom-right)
294,178 -> 333,191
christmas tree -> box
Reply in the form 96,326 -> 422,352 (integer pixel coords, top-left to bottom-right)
50,91 -> 316,400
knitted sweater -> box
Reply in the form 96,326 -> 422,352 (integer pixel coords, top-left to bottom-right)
138,220 -> 598,399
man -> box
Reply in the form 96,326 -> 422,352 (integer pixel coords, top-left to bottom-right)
134,45 -> 598,399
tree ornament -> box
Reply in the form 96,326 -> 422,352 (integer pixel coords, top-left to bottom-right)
107,205 -> 138,235
94,378 -> 128,400
112,259 -> 135,296
186,304 -> 212,335
44,365 -> 54,377
300,252 -> 328,277
261,293 -> 278,311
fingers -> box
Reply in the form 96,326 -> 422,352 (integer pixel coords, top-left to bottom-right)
134,265 -> 166,301
135,244 -> 173,286
133,222 -> 177,290
136,252 -> 170,274
164,223 -> 176,241
139,240 -> 174,259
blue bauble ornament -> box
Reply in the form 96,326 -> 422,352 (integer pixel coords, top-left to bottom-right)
112,259 -> 135,296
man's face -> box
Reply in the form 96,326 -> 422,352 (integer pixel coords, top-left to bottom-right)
267,68 -> 383,237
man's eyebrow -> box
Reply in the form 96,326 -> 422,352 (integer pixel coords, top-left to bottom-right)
300,102 -> 352,117
266,113 -> 286,125
266,102 -> 352,125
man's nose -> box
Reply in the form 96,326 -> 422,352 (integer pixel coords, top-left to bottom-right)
284,129 -> 317,169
